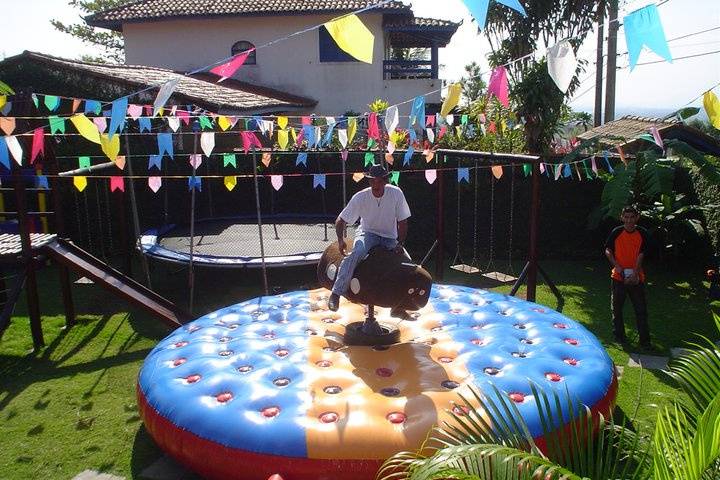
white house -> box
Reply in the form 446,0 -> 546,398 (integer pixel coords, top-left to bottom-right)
86,0 -> 460,116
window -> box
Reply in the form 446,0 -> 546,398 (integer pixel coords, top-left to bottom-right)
231,41 -> 256,64
318,26 -> 359,62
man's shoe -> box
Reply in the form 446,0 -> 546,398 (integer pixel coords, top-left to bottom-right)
390,307 -> 411,320
328,293 -> 340,312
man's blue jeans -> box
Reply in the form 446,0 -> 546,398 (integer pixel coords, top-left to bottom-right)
332,229 -> 410,297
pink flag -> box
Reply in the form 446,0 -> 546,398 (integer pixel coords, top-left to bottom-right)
93,116 -> 107,133
127,104 -> 143,120
71,99 -> 82,113
296,129 -> 305,147
144,105 -> 153,117
110,176 -> 125,192
367,113 -> 380,140
425,169 -> 437,184
649,126 -> 664,150
271,175 -> 283,191
210,49 -> 255,82
148,176 -> 162,193
617,146 -> 628,166
31,128 -> 45,164
341,149 -> 349,162
301,116 -> 312,125
189,154 -> 202,169
540,163 -> 546,174
426,115 -> 435,127
591,157 -> 598,174
176,109 -> 190,125
241,131 -> 262,154
438,126 -> 447,139
488,66 -> 510,107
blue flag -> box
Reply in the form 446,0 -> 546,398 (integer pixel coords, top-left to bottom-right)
313,174 -> 326,190
296,152 -> 308,167
458,167 -> 470,183
462,0 -> 526,30
148,155 -> 162,170
0,138 -> 9,170
36,175 -> 49,189
188,176 -> 202,192
562,164 -> 572,178
322,124 -> 335,147
138,117 -> 152,133
409,96 -> 425,128
302,125 -> 315,148
108,97 -> 128,139
1,101 -> 11,116
403,145 -> 415,166
624,4 -> 672,70
603,151 -> 615,174
84,100 -> 102,115
157,133 -> 174,159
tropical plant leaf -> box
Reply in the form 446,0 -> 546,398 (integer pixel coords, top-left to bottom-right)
637,153 -> 675,198
667,139 -> 720,185
601,162 -> 636,219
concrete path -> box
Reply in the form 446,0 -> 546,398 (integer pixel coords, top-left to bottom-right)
626,353 -> 668,370
72,471 -> 124,480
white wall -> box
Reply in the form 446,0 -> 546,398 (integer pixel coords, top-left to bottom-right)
123,13 -> 442,115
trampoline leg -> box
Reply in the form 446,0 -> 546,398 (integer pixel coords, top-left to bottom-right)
362,304 -> 382,336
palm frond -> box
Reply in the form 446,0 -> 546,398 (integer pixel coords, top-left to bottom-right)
0,80 -> 15,96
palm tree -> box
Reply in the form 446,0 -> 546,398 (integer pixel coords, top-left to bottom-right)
379,315 -> 720,480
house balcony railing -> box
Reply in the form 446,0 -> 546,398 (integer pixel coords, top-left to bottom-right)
383,60 -> 437,80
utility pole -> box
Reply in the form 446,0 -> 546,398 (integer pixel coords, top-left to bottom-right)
604,0 -> 619,123
594,14 -> 605,127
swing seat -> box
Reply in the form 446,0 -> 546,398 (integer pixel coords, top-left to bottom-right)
450,263 -> 480,274
482,271 -> 517,283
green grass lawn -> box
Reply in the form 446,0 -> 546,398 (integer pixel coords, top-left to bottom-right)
0,258 -> 717,479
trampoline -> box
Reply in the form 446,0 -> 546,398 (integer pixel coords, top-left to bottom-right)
140,215 -> 356,268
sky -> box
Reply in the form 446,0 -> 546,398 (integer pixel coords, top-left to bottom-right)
1,0 -> 719,116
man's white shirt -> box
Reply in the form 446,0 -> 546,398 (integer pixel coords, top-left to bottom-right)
339,185 -> 411,239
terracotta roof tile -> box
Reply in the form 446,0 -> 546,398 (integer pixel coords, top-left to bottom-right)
88,0 -> 411,30
5,51 -> 316,113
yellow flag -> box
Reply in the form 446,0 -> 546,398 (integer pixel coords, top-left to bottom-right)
224,176 -> 237,191
100,133 -> 120,161
218,116 -> 232,131
277,116 -> 288,129
290,127 -> 297,144
70,114 -> 101,144
348,117 -> 357,144
441,83 -> 462,117
74,176 -> 88,192
352,172 -> 365,183
704,91 -> 720,129
324,14 -> 374,64
278,129 -> 289,150
0,95 -> 5,110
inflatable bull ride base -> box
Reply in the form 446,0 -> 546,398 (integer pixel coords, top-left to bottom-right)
137,243 -> 617,480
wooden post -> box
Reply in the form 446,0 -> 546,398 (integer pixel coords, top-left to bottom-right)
15,91 -> 43,349
594,12 -> 605,127
113,186 -> 132,276
435,155 -> 445,280
430,45 -> 439,79
526,160 -> 541,301
604,0 -> 619,123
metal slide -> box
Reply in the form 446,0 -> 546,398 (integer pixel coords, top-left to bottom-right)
44,239 -> 187,328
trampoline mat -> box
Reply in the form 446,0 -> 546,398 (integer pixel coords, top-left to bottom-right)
157,219 -> 354,259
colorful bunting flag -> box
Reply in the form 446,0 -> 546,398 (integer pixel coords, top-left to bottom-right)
547,39 -> 577,93
199,116 -> 213,130
49,116 -> 65,134
0,138 -> 8,169
296,152 -> 308,167
348,118 -> 358,145
109,97 -> 128,139
389,171 -> 400,186
167,116 -> 180,132
149,176 -> 162,193
271,175 -> 283,191
36,175 -> 49,189
313,174 -> 326,190
44,95 -> 60,112
0,101 -> 10,116
562,164 -> 572,178
0,117 -> 15,135
188,176 -> 202,192
224,176 -> 237,191
262,152 -> 272,167
624,4 -> 672,70
110,176 -> 125,192
278,129 -> 289,150
127,104 -> 143,120
385,153 -> 394,165
0,96 -> 5,111
425,169 -> 437,184
74,176 -> 88,192
6,136 -> 22,165
188,154 -> 203,169
352,172 -> 364,183
338,129 -> 348,149
277,116 -> 288,129
649,126 -> 664,151
492,165 -> 503,179
223,153 -> 237,168
488,66 -> 510,107
461,0 -> 527,30
154,78 -> 180,116
458,167 -> 469,183
84,100 -> 101,115
31,128 -> 45,164
367,113 -> 380,140
384,106 -> 399,134
364,152 -> 374,167
200,131 -> 215,157
211,49 -> 255,82
100,133 -> 120,161
424,149 -> 435,163
324,14 -> 374,63
157,133 -> 174,159
409,96 -> 425,129
79,156 -> 92,169
441,83 -> 462,117
148,155 -> 162,170
426,128 -> 435,144
341,149 -> 349,162
138,117 -> 152,133
70,114 -> 101,144
523,163 -> 532,176
617,146 -> 628,166
403,145 -> 415,166
703,91 -> 720,129
115,155 -> 126,170
217,116 -> 232,131
93,116 -> 107,133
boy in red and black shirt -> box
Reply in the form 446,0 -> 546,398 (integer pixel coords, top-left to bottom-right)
604,205 -> 651,349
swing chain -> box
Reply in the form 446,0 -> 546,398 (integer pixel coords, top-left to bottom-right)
485,171 -> 495,272
470,159 -> 479,268
508,164 -> 515,274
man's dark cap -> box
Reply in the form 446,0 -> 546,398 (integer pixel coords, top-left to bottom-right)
365,164 -> 389,178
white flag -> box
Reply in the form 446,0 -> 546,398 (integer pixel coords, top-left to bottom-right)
547,39 -> 577,93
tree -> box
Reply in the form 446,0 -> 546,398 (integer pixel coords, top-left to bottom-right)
482,0 -> 603,154
51,0 -> 126,63
460,62 -> 487,105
